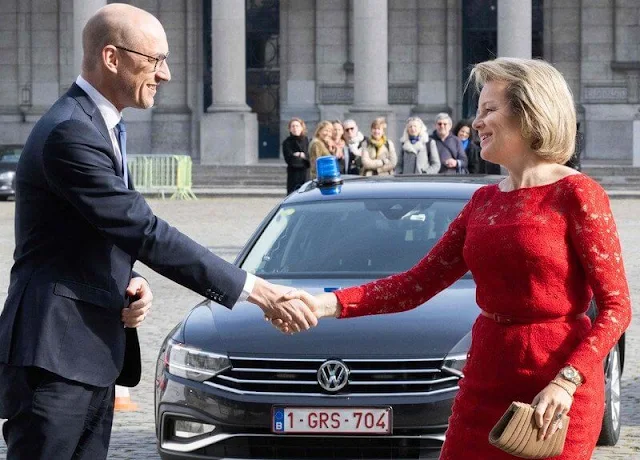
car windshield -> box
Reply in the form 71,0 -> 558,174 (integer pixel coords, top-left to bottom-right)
241,198 -> 467,278
0,150 -> 21,163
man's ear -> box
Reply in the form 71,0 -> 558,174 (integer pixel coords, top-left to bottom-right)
103,45 -> 119,74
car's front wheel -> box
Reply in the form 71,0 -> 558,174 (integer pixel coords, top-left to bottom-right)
598,342 -> 621,446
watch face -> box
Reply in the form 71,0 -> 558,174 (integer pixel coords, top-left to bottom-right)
563,368 -> 576,378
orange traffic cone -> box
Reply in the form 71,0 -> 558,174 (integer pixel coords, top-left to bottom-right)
114,385 -> 138,411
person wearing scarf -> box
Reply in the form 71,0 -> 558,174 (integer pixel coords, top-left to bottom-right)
360,117 -> 397,176
396,117 -> 440,175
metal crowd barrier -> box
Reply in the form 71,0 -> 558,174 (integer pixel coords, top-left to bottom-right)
127,155 -> 197,200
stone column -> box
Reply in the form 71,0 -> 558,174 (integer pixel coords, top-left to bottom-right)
498,0 -> 531,58
200,0 -> 258,164
73,0 -> 106,74
209,0 -> 250,112
634,109 -> 640,167
353,0 -> 387,109
347,0 -> 395,141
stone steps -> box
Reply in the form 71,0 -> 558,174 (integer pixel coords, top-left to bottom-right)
192,164 -> 287,188
191,163 -> 640,191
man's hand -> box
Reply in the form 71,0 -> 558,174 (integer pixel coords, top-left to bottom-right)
267,290 -> 340,334
445,158 -> 457,168
248,278 -> 318,333
121,277 -> 153,328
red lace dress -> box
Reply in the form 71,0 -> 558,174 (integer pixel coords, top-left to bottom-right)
335,174 -> 631,459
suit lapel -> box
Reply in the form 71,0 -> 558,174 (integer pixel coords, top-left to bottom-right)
67,84 -> 121,174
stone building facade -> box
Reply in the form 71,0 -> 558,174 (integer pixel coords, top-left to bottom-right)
0,0 -> 638,164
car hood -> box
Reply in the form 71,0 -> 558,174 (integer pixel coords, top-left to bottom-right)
181,278 -> 479,359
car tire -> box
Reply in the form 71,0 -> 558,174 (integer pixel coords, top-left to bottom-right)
598,342 -> 621,446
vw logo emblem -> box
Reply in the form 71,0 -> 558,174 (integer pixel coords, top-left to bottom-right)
317,360 -> 349,392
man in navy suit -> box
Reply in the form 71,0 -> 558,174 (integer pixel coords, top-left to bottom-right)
0,4 -> 316,459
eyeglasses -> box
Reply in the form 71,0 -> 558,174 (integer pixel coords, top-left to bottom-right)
114,45 -> 169,71
436,122 -> 449,126
344,127 -> 356,131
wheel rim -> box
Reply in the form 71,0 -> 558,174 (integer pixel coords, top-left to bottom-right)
608,348 -> 621,432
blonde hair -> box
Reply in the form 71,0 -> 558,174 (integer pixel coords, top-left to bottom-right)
401,117 -> 428,142
370,117 -> 387,131
288,117 -> 307,135
467,57 -> 576,164
313,120 -> 334,139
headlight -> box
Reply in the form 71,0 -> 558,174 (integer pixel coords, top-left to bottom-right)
442,332 -> 471,378
0,171 -> 15,181
166,339 -> 231,382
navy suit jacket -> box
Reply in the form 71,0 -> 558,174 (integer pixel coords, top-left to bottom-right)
0,84 -> 246,388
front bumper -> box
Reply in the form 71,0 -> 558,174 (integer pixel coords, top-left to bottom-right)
156,373 -> 454,459
0,183 -> 14,199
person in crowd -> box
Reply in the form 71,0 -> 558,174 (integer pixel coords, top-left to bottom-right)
308,120 -> 334,177
331,120 -> 349,174
282,117 -> 310,193
396,116 -> 440,175
274,57 -> 631,460
342,119 -> 365,175
360,117 -> 397,176
0,4 -> 315,459
453,119 -> 501,174
432,113 -> 468,174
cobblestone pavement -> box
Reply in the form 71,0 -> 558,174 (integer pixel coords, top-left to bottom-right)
0,197 -> 639,460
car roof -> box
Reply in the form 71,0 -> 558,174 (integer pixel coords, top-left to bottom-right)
283,174 -> 504,204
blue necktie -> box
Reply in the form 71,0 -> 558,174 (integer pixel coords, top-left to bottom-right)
116,120 -> 128,187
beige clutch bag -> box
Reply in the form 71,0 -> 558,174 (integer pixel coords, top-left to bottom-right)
488,402 -> 570,459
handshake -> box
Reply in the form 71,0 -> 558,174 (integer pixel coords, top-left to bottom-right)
249,279 -> 339,334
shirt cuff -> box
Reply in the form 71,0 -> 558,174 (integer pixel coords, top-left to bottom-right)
238,272 -> 257,303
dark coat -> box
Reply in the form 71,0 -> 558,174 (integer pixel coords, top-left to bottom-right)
282,135 -> 310,193
432,131 -> 468,174
0,84 -> 246,390
465,140 -> 501,174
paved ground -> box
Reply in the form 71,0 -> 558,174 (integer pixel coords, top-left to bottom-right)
0,196 -> 639,460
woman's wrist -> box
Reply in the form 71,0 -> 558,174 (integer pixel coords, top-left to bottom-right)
550,378 -> 577,399
318,293 -> 341,318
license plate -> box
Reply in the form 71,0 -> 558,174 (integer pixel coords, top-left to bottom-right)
272,407 -> 392,434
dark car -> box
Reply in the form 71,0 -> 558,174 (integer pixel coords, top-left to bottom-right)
154,175 -> 625,459
0,145 -> 21,201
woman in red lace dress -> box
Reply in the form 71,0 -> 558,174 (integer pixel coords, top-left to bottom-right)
275,58 -> 632,459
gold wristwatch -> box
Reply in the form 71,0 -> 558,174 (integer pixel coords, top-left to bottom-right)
559,365 -> 583,386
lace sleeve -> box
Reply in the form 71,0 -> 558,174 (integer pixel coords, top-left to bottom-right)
565,180 -> 632,380
336,194 -> 474,318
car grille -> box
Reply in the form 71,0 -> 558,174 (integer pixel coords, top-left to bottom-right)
206,357 -> 460,396
196,435 -> 442,459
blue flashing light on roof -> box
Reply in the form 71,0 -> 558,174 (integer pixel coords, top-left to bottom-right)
315,156 -> 343,195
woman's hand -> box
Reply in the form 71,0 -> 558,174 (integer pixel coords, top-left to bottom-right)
531,379 -> 575,440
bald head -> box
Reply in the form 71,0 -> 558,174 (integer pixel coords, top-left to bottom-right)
81,3 -> 163,73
